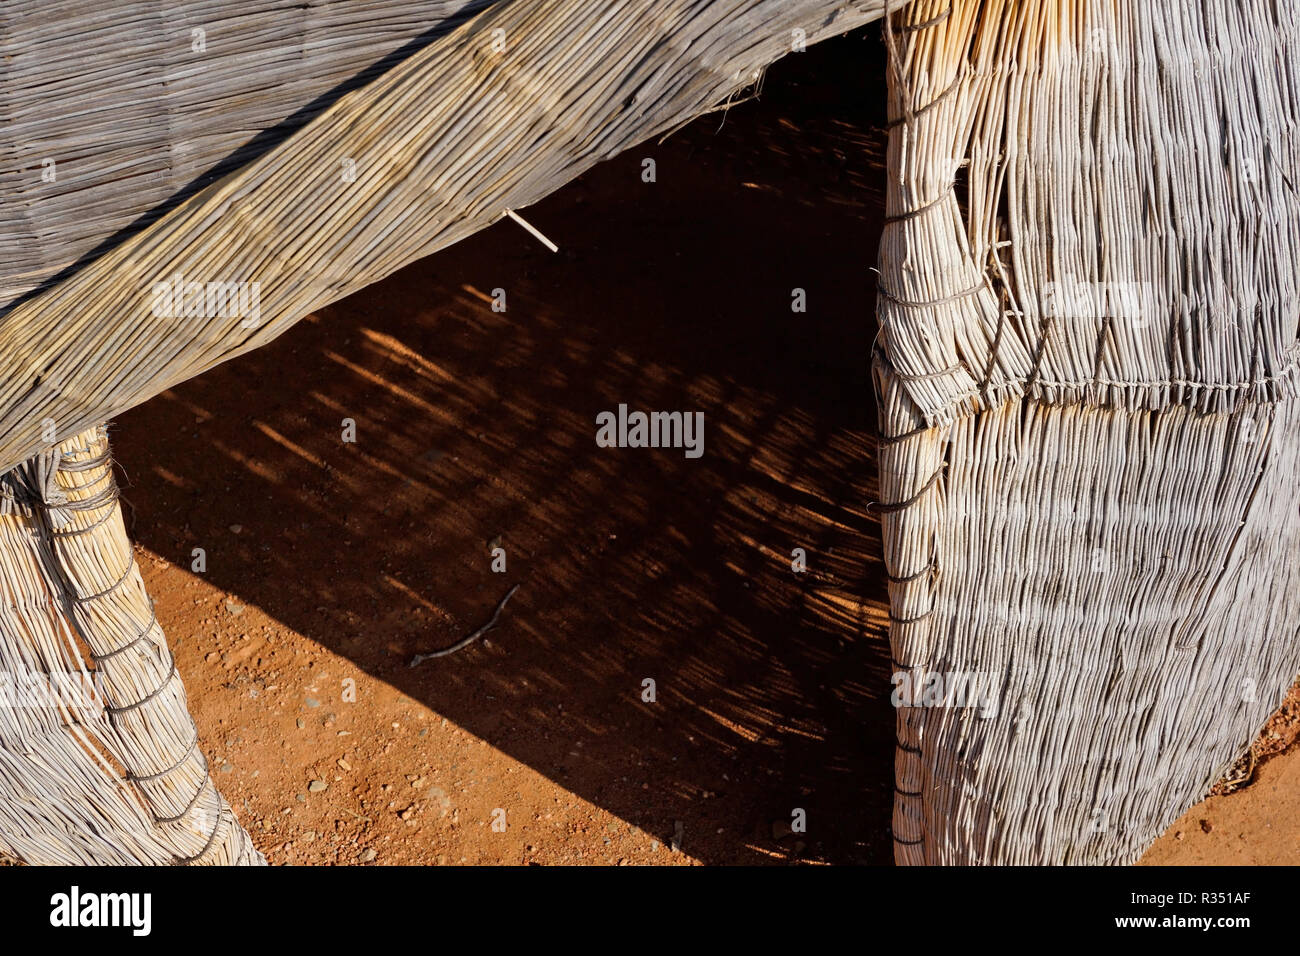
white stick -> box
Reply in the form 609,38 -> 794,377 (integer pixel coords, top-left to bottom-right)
503,208 -> 559,253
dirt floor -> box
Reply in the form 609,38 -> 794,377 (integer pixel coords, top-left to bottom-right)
101,28 -> 1299,866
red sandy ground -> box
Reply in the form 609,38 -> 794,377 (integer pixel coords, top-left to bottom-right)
93,30 -> 1298,866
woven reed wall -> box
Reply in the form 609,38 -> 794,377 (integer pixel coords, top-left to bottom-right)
879,0 -> 1300,864
0,0 -> 495,311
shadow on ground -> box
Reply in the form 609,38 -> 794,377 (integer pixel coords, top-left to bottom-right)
114,29 -> 897,864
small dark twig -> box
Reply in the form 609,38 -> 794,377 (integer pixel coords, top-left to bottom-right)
409,584 -> 521,666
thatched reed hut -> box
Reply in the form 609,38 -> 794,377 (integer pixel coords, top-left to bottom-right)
0,0 -> 1295,865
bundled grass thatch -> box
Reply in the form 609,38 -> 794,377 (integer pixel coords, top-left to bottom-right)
877,0 -> 1300,863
